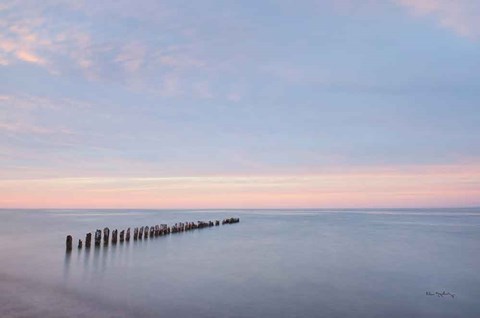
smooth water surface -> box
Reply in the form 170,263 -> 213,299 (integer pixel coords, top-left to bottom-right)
1,209 -> 479,317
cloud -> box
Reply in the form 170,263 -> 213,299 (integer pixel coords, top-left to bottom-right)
0,122 -> 70,135
0,1 -> 211,94
114,42 -> 146,74
329,0 -> 480,39
0,94 -> 80,135
0,12 -> 50,66
15,49 -> 46,64
395,0 -> 480,39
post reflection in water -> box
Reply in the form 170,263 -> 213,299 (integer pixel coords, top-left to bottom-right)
63,237 -> 143,281
63,250 -> 71,279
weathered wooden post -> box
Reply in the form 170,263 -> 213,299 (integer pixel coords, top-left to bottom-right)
78,239 -> 83,249
126,228 -> 131,241
112,229 -> 118,244
215,220 -> 220,226
149,226 -> 154,238
103,227 -> 110,245
134,227 -> 138,240
139,226 -> 144,239
94,229 -> 102,246
144,226 -> 149,239
66,235 -> 72,251
85,233 -> 92,248
120,230 -> 125,242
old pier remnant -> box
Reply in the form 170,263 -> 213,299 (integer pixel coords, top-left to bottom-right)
67,217 -> 240,252
133,227 -> 138,240
103,227 -> 110,245
222,217 -> 240,225
112,229 -> 118,244
85,233 -> 92,248
66,235 -> 72,251
94,229 -> 102,246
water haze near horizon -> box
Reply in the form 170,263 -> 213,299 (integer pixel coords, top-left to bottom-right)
0,208 -> 479,318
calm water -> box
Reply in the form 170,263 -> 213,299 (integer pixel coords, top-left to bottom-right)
0,208 -> 479,318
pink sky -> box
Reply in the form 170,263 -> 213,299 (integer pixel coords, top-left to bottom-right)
2,164 -> 479,209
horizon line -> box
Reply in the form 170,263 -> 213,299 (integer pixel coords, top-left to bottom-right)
1,206 -> 479,211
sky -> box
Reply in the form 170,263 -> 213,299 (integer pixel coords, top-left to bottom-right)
1,0 -> 480,209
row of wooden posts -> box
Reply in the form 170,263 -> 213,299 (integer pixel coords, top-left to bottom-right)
66,217 -> 240,251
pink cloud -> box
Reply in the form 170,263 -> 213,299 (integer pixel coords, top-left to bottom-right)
15,49 -> 46,65
395,0 -> 480,39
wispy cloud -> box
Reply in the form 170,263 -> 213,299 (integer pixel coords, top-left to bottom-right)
0,13 -> 50,66
0,94 -> 81,135
15,49 -> 46,65
0,1 -> 212,95
115,42 -> 146,74
395,0 -> 480,39
0,122 -> 71,135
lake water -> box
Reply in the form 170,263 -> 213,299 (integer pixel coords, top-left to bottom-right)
0,208 -> 479,317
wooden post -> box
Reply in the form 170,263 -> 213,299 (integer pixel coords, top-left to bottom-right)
78,239 -> 83,249
144,226 -> 149,239
66,235 -> 72,251
103,227 -> 110,245
112,229 -> 118,244
94,229 -> 102,246
134,227 -> 138,240
85,233 -> 92,248
126,228 -> 131,241
120,230 -> 125,242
